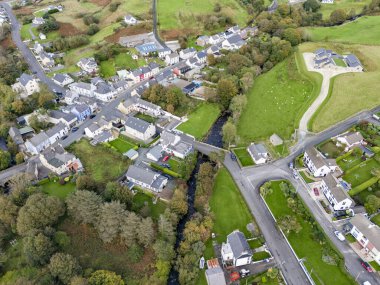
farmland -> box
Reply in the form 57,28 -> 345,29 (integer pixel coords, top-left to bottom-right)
318,0 -> 372,20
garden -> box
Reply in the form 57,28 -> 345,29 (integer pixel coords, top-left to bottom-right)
39,178 -> 76,199
131,191 -> 167,220
107,137 -> 138,153
233,147 -> 254,167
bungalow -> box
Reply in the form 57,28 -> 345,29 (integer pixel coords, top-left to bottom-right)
47,110 -> 77,127
221,230 -> 253,267
123,116 -> 156,141
77,57 -> 98,74
40,144 -> 83,175
179,47 -> 196,60
12,73 -> 40,98
52,73 -> 74,87
196,35 -> 210,47
158,47 -> 172,58
135,42 -> 158,56
303,147 -> 338,177
71,104 -> 91,121
63,91 -> 78,105
247,143 -> 268,164
320,174 -> 354,211
346,214 -> 380,266
84,119 -> 110,138
221,34 -> 245,50
160,130 -> 193,159
345,54 -> 363,70
165,52 -> 180,65
39,51 -> 55,68
125,165 -> 168,193
146,144 -> 163,161
32,17 -> 45,25
124,14 -> 137,25
336,132 -> 364,151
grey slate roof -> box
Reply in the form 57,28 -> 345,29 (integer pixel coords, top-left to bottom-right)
9,127 -> 24,145
29,131 -> 49,147
147,144 -> 163,160
19,73 -> 34,86
345,54 -> 362,67
126,165 -> 157,185
248,143 -> 268,161
53,73 -> 71,84
205,267 -> 226,285
322,174 -> 352,202
125,116 -> 152,134
161,130 -> 177,146
227,230 -> 252,258
49,110 -> 76,123
349,214 -> 380,250
46,122 -> 67,137
305,147 -> 327,169
339,132 -> 364,146
42,144 -> 75,168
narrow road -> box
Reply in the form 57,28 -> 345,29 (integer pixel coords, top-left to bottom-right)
152,0 -> 168,49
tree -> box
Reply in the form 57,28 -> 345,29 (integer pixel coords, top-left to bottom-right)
217,78 -> 238,109
49,253 -> 81,284
303,0 -> 321,12
104,182 -> 133,209
278,215 -> 302,234
365,195 -> 380,214
330,9 -> 347,25
15,152 -> 24,164
0,150 -> 11,170
207,54 -> 216,66
137,217 -> 155,247
120,211 -> 140,245
23,232 -> 56,266
76,175 -> 98,192
96,201 -> 126,243
0,196 -> 18,228
37,85 -> 55,108
89,270 -> 124,285
17,193 -> 65,235
170,186 -> 188,216
229,95 -> 247,123
267,267 -> 279,279
66,190 -> 103,225
9,172 -> 34,206
282,28 -> 303,46
239,72 -> 254,92
70,276 -> 89,285
222,120 -> 237,147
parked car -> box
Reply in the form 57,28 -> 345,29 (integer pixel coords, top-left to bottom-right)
361,261 -> 373,272
230,152 -> 237,161
163,155 -> 170,162
313,188 -> 319,196
240,269 -> 250,278
90,114 -> 96,119
334,231 -> 345,241
71,127 -> 79,132
61,135 -> 68,140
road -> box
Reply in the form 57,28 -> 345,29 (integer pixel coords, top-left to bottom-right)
152,0 -> 168,49
0,2 -> 66,94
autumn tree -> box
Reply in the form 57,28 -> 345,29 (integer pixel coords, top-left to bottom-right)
217,78 -> 238,109
330,9 -> 347,25
49,253 -> 82,284
120,211 -> 140,245
89,270 -> 124,285
137,217 -> 155,247
229,94 -> 247,123
0,150 -> 11,170
104,182 -> 133,209
365,195 -> 380,214
278,215 -> 302,234
15,152 -> 24,164
23,232 -> 56,266
222,119 -> 237,147
9,172 -> 34,206
170,186 -> 188,216
0,196 -> 18,229
66,190 -> 103,225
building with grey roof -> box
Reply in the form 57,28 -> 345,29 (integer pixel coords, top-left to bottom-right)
124,149 -> 139,160
123,116 -> 156,141
303,147 -> 338,177
320,174 -> 354,211
205,267 -> 226,285
247,143 -> 268,164
90,130 -> 114,145
126,165 -> 167,192
25,131 -> 50,154
221,230 -> 253,267
345,54 -> 362,69
12,73 -> 40,97
221,34 -> 245,50
337,131 -> 364,150
146,144 -> 163,161
118,97 -> 162,117
48,110 -> 77,127
8,127 -> 24,145
160,130 -> 192,159
52,73 -> 74,87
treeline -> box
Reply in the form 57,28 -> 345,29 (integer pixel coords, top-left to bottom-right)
47,35 -> 90,52
0,46 -> 27,85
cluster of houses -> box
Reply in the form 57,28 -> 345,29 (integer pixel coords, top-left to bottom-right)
0,6 -> 9,26
313,48 -> 363,71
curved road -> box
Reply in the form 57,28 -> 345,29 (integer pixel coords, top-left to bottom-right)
152,0 -> 168,49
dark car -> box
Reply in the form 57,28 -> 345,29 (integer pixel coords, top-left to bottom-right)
90,114 -> 96,119
61,135 -> 68,140
361,261 -> 373,272
230,152 -> 237,161
71,127 -> 79,132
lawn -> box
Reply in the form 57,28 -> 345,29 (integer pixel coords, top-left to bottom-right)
157,0 -> 249,32
233,147 -> 254,167
39,180 -> 76,199
318,0 -> 372,20
252,251 -> 271,261
264,181 -> 354,285
337,151 -> 362,171
317,140 -> 344,159
108,137 -> 137,153
239,271 -> 282,285
177,103 -> 221,140
343,158 -> 379,188
131,192 -> 167,220
115,53 -> 140,69
237,53 -> 321,142
134,112 -> 157,123
20,23 -> 37,41
305,16 -> 380,45
333,57 -> 346,67
372,213 -> 380,227
369,261 -> 380,272
299,170 -> 315,183
100,60 -> 116,78
68,139 -> 130,184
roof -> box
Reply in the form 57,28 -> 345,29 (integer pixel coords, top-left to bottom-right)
42,144 -> 75,168
8,127 -> 24,145
227,34 -> 244,45
126,165 -> 157,185
181,47 -> 196,54
28,131 -> 49,147
350,214 -> 380,249
270,133 -> 283,146
72,104 -> 90,113
196,51 -> 207,59
339,132 -> 364,146
53,73 -> 72,84
125,116 -> 153,134
71,82 -> 92,91
124,148 -> 138,159
172,141 -> 192,155
167,52 -> 179,59
92,130 -> 113,144
345,54 -> 362,67
205,267 -> 226,285
248,143 -> 268,161
305,147 -> 327,169
19,73 -> 34,86
49,110 -> 76,122
147,144 -> 163,160
148,62 -> 160,69
227,230 -> 252,258
46,122 -> 67,137
136,42 -> 157,54
19,126 -> 34,135
161,130 -> 178,146
322,174 -> 352,202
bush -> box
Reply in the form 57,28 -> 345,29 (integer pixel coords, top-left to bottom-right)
150,163 -> 182,178
83,15 -> 99,26
87,24 -> 99,35
59,178 -> 66,185
48,8 -> 59,14
349,176 -> 379,196
109,2 -> 120,12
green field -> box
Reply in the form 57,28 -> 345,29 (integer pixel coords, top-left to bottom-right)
305,16 -> 380,45
233,147 -> 254,167
372,214 -> 380,226
333,58 -> 346,67
318,0 -> 372,20
264,181 -> 354,285
157,0 -> 249,32
343,158 -> 379,188
100,60 -> 116,78
39,180 -> 76,199
237,54 -> 321,142
108,137 -> 137,153
177,103 -> 221,139
131,192 -> 167,220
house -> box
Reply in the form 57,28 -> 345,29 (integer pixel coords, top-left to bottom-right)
113,80 -> 131,92
124,149 -> 139,160
91,130 -> 114,145
126,165 -> 168,192
135,42 -> 158,56
196,35 -> 210,47
206,45 -> 220,56
32,17 -> 45,25
8,127 -> 24,145
77,57 -> 98,73
148,62 -> 160,75
183,82 -> 198,94
247,143 -> 268,164
92,81 -> 116,102
221,230 -> 253,267
346,214 -> 380,266
160,131 -> 192,159
155,69 -> 174,83
12,73 -> 40,98
117,69 -> 129,79
39,33 -> 46,40
270,133 -> 283,146
47,110 -> 77,127
33,42 -> 44,54
227,25 -> 240,34
40,144 -> 83,175
52,73 -> 74,87
221,34 -> 245,50
345,54 -> 362,69
45,122 -> 69,145
63,91 -> 79,105
118,97 -> 162,117
84,119 -> 110,138
303,147 -> 338,177
165,52 -> 180,65
320,174 -> 354,211
25,131 -> 50,154
173,62 -> 191,76
39,51 -> 55,67
158,47 -> 171,58
71,104 -> 91,121
358,145 -> 374,158
337,132 -> 364,151
186,57 -> 198,68
205,267 -> 226,285
123,116 -> 156,141
124,14 -> 137,25
69,82 -> 94,97
75,97 -> 98,113
208,35 -> 221,45
146,144 -> 163,161
195,51 -> 207,64
179,47 -> 196,60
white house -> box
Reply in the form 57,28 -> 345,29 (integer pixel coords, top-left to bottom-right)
69,82 -> 94,97
47,110 -> 77,127
158,48 -> 171,59
247,143 -> 268,164
118,97 -> 162,117
221,230 -> 253,267
179,47 -> 197,60
33,42 -> 44,54
40,144 -> 83,175
195,51 -> 207,64
320,174 -> 354,211
32,17 -> 45,25
196,35 -> 210,47
12,73 -> 40,98
93,82 -> 117,102
84,119 -> 110,138
52,73 -> 74,87
337,132 -> 364,151
347,214 -> 380,266
39,51 -> 55,68
63,91 -> 79,105
45,122 -> 70,145
303,147 -> 338,177
126,165 -> 168,193
146,144 -> 163,162
39,33 -> 46,40
221,34 -> 245,50
124,14 -> 137,25
77,57 -> 98,73
165,52 -> 180,65
123,116 -> 156,141
160,130 -> 192,159
208,35 -> 221,45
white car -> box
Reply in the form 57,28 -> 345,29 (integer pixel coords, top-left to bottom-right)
334,231 -> 345,241
240,269 -> 250,277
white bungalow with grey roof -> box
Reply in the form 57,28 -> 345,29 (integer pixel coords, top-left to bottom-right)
69,82 -> 94,97
319,174 -> 354,211
205,267 -> 226,285
160,130 -> 192,159
77,57 -> 98,73
45,122 -> 70,144
303,147 -> 338,177
165,52 -> 180,65
126,165 -> 168,192
52,73 -> 74,87
47,110 -> 77,127
221,34 -> 245,50
12,73 -> 40,98
146,144 -> 163,161
179,47 -> 197,60
123,116 -> 156,141
247,143 -> 268,164
221,230 -> 253,267
124,14 -> 137,25
336,131 -> 364,151
32,17 -> 45,25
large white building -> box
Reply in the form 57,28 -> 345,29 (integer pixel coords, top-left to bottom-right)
77,57 -> 98,73
126,165 -> 168,193
303,147 -> 338,177
319,174 -> 354,211
12,73 -> 40,98
221,230 -> 253,267
160,130 -> 192,159
123,116 -> 156,141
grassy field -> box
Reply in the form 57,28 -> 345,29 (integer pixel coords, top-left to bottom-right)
134,112 -> 157,123
264,181 -> 354,285
237,54 -> 321,142
372,213 -> 380,226
131,192 -> 167,220
68,139 -> 130,183
333,58 -> 346,67
305,16 -> 380,45
157,0 -> 249,32
298,42 -> 380,132
177,103 -> 221,139
343,158 -> 379,187
100,60 -> 116,78
318,0 -> 372,20
39,180 -> 76,199
108,137 -> 137,153
233,147 -> 254,167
